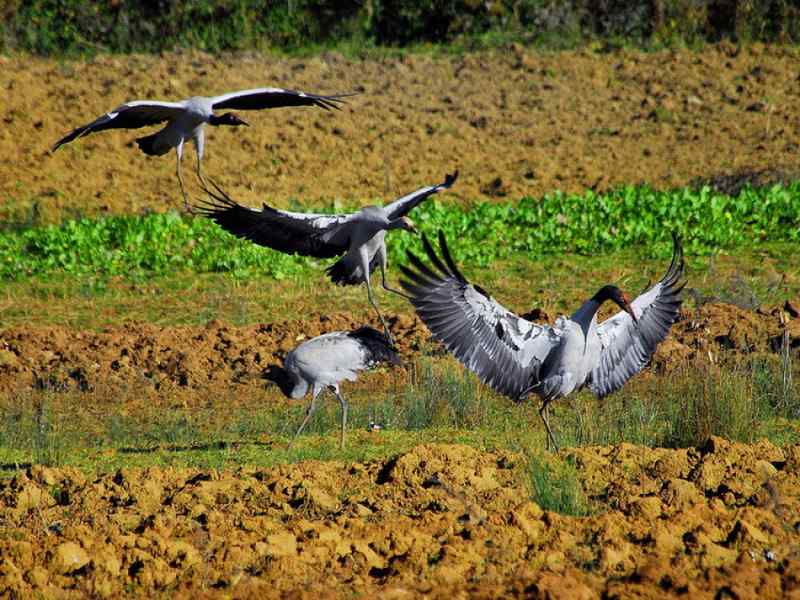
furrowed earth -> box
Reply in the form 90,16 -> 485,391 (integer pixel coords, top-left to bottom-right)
2,45 -> 800,597
2,43 -> 800,222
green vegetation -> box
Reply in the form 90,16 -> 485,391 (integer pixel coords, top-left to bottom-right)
2,184 -> 798,283
525,453 -> 589,516
1,356 -> 797,482
3,0 -> 800,56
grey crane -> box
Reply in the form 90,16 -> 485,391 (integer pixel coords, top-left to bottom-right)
265,326 -> 401,448
400,231 -> 685,450
195,172 -> 458,340
52,87 -> 352,209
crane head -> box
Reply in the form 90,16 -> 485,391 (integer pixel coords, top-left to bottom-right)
397,216 -> 417,234
595,285 -> 638,323
210,112 -> 249,127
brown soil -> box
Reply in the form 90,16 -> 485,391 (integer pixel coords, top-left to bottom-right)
3,44 -> 800,221
1,439 -> 799,598
1,303 -> 799,398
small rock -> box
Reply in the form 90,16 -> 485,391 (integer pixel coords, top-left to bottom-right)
265,532 -> 297,557
26,565 -> 49,587
632,496 -> 662,520
165,540 -> 200,568
755,460 -> 778,481
52,542 -> 90,574
0,349 -> 19,368
662,478 -> 701,509
727,519 -> 769,545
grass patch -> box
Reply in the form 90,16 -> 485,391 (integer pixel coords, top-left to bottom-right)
1,241 -> 797,331
525,453 -> 590,516
1,184 -> 799,283
1,355 -> 797,477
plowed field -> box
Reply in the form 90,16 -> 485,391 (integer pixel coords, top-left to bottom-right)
2,43 -> 800,221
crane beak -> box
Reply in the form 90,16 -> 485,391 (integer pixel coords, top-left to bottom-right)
620,292 -> 637,323
625,303 -> 638,323
403,218 -> 418,234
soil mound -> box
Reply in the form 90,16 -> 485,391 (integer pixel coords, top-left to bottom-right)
1,440 -> 799,597
1,303 -> 798,397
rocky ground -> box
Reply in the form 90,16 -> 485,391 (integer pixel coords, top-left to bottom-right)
2,44 -> 800,222
1,439 -> 799,598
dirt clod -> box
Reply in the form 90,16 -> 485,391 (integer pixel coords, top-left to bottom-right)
0,441 -> 799,597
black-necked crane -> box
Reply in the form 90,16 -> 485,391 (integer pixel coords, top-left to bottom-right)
400,231 -> 685,450
194,172 -> 458,341
265,326 -> 400,449
52,88 -> 353,209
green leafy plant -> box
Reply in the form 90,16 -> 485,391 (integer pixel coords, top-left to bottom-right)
1,183 -> 798,282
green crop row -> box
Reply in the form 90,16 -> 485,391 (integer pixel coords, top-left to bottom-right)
0,183 -> 798,282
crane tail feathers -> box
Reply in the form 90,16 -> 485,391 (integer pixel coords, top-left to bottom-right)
348,327 -> 401,365
135,133 -> 169,156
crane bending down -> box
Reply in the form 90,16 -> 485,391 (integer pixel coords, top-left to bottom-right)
265,327 -> 401,448
194,172 -> 458,340
52,88 -> 353,209
400,231 -> 685,450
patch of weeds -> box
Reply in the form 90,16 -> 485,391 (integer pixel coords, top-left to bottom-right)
402,360 -> 491,430
29,394 -> 68,466
525,452 -> 589,516
661,356 -> 798,448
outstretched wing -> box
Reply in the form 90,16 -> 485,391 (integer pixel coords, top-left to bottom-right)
589,233 -> 686,397
193,181 -> 356,259
400,231 -> 561,401
211,88 -> 355,111
52,101 -> 186,151
383,171 -> 459,221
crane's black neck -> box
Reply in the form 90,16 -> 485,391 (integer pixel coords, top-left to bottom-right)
591,284 -> 621,305
573,284 -> 623,325
263,365 -> 294,398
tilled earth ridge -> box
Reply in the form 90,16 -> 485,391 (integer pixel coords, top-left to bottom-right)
1,439 -> 799,598
0,303 -> 798,398
3,44 -> 800,221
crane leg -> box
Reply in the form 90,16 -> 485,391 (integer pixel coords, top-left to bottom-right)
539,402 -> 559,452
196,153 -> 210,191
289,386 -> 323,448
361,252 -> 394,345
176,154 -> 190,212
367,280 -> 393,345
332,387 -> 348,449
379,259 -> 412,301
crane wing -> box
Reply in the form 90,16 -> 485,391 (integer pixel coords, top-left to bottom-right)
400,231 -> 561,401
52,101 -> 186,151
589,234 -> 686,397
211,88 -> 354,111
193,181 -> 355,259
383,171 -> 459,221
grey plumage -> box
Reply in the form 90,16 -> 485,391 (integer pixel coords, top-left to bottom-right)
400,231 -> 685,450
52,88 -> 353,208
195,172 -> 458,339
266,327 -> 400,448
